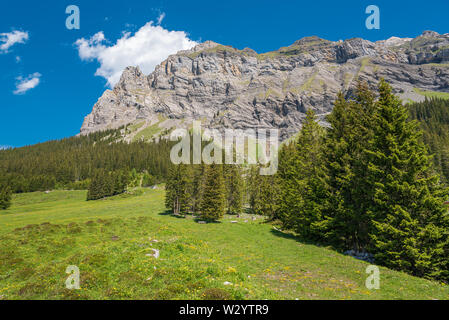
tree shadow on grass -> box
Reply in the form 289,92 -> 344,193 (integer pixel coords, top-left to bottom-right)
269,228 -> 327,247
158,210 -> 186,219
270,228 -> 300,241
158,210 -> 172,216
193,217 -> 222,224
158,210 -> 221,223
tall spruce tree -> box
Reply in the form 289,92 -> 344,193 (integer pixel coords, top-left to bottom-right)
364,80 -> 449,279
224,164 -> 244,215
323,83 -> 377,251
86,170 -> 102,201
0,186 -> 12,210
277,110 -> 328,239
199,164 -> 226,221
272,141 -> 297,226
191,164 -> 206,214
112,170 -> 128,195
165,164 -> 192,215
248,164 -> 280,219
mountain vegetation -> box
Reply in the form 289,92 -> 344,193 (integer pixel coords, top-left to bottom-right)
0,186 -> 11,210
408,97 -> 449,183
0,128 -> 173,197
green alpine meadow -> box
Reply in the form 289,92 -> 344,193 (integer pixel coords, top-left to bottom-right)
0,188 -> 448,300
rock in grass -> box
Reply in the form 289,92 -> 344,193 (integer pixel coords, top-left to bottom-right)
344,250 -> 375,263
111,235 -> 120,241
146,249 -> 159,259
223,281 -> 232,286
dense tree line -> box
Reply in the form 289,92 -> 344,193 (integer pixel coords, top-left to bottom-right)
87,169 -> 129,200
0,128 -> 173,194
409,97 -> 449,183
247,80 -> 449,281
165,163 -> 244,221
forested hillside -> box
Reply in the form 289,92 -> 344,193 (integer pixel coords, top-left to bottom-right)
409,98 -> 449,183
0,128 -> 173,193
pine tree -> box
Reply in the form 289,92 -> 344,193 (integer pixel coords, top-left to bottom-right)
0,186 -> 12,210
277,110 -> 328,239
86,171 -> 99,200
112,170 -> 128,195
224,164 -> 244,215
165,164 -> 192,215
272,141 -> 297,226
323,83 -> 377,250
105,171 -> 115,197
191,164 -> 206,214
248,165 -> 280,219
199,164 -> 226,221
248,165 -> 260,214
142,172 -> 156,187
364,80 -> 449,279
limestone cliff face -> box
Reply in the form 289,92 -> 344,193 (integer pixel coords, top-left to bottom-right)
80,31 -> 449,141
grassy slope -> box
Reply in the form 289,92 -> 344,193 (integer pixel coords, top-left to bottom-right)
0,189 -> 448,300
414,88 -> 449,100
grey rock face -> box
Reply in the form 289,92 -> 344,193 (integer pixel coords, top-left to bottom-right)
80,31 -> 449,141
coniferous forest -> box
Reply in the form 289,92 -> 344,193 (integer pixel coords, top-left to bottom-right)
409,97 -> 449,183
0,128 -> 173,196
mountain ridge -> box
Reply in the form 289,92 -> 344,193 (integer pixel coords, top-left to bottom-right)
80,30 -> 449,141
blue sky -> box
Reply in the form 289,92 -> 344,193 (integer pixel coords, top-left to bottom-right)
1,0 -> 448,147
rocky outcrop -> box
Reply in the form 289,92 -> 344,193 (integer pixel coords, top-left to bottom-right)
80,31 -> 449,141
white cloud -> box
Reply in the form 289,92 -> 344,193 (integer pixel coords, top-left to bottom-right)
13,72 -> 41,95
75,19 -> 197,87
0,30 -> 29,53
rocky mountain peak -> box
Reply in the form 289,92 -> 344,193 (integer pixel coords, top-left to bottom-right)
421,30 -> 440,37
115,66 -> 149,92
80,32 -> 449,142
292,35 -> 330,46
